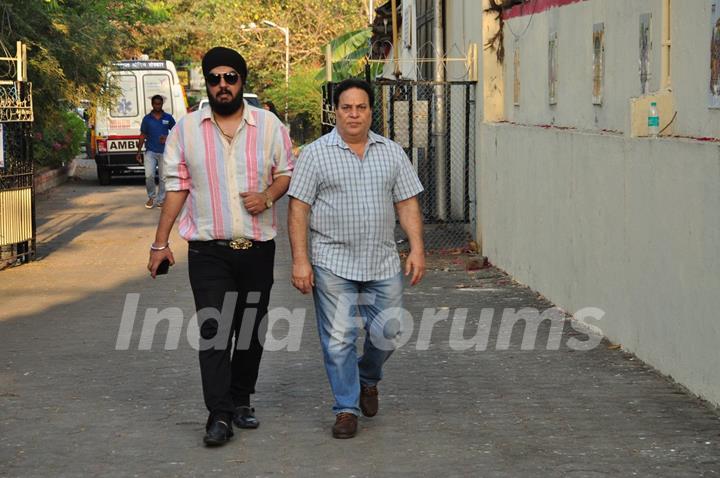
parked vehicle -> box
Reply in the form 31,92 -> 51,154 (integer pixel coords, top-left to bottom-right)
188,93 -> 261,112
92,59 -> 187,185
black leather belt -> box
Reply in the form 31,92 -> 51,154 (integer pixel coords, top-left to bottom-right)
189,239 -> 272,250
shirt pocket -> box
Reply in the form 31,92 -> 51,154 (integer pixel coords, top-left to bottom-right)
322,159 -> 356,194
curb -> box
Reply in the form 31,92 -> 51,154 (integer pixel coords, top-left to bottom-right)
34,165 -> 69,194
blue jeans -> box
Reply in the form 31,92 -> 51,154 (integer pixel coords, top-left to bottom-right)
144,151 -> 165,203
312,266 -> 404,416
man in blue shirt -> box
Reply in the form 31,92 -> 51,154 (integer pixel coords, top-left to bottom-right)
137,95 -> 176,208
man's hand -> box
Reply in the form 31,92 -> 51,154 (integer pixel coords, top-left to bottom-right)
292,260 -> 315,294
395,196 -> 425,286
136,152 -> 144,164
240,192 -> 268,216
404,249 -> 425,286
147,247 -> 175,279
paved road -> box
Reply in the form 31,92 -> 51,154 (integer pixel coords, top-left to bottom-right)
1,179 -> 719,477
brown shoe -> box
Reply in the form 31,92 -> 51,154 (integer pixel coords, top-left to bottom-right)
360,384 -> 379,417
145,198 -> 154,209
332,412 -> 358,439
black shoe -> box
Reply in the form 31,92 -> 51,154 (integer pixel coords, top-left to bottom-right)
203,418 -> 233,447
233,406 -> 260,429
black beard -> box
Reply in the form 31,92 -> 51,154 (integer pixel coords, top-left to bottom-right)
207,86 -> 244,116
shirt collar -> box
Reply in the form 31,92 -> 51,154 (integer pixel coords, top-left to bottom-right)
326,128 -> 388,149
200,100 -> 256,127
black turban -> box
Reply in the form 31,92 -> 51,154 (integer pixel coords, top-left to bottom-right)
201,47 -> 247,83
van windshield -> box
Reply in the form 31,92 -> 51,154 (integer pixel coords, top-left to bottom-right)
143,73 -> 174,115
108,73 -> 139,118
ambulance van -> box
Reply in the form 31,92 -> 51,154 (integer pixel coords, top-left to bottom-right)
93,59 -> 187,185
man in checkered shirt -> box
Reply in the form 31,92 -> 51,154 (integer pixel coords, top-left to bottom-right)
288,78 -> 425,439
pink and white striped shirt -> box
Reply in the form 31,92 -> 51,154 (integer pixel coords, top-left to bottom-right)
162,101 -> 294,242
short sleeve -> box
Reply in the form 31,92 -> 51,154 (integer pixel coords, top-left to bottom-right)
272,120 -> 294,179
287,148 -> 319,205
392,149 -> 424,202
139,116 -> 148,135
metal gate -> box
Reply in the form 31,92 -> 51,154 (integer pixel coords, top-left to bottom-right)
322,80 -> 476,251
0,42 -> 34,268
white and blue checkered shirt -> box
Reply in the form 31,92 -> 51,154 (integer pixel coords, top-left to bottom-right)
289,128 -> 424,282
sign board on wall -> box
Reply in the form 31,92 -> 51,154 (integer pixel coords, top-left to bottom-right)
514,40 -> 520,106
639,13 -> 652,95
592,23 -> 605,105
548,31 -> 558,105
710,0 -> 720,107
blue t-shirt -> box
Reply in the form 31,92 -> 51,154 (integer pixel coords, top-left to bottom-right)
140,112 -> 176,153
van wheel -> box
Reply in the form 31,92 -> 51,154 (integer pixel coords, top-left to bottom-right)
97,165 -> 112,185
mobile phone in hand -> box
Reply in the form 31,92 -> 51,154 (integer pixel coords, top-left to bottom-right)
156,258 -> 170,275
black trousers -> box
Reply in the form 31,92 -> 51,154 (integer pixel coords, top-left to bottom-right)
187,240 -> 275,417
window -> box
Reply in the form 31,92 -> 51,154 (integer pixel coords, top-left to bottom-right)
142,74 -> 173,115
109,73 -> 138,118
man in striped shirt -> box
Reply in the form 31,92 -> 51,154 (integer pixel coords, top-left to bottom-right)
288,78 -> 425,439
147,47 -> 294,447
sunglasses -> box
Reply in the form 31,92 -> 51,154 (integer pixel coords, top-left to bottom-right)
205,72 -> 240,86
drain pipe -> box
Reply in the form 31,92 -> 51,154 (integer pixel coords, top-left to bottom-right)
432,0 -> 447,220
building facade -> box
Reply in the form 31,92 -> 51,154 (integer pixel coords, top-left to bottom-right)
435,0 -> 720,406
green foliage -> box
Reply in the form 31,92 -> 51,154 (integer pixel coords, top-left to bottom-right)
0,0 -> 368,157
135,0 -> 368,142
315,28 -> 381,82
263,65 -> 323,141
0,0 -> 155,167
34,111 -> 87,168
186,94 -> 202,108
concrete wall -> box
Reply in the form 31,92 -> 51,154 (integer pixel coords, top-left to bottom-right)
441,0 -> 720,405
445,0 -> 497,244
505,0 -> 661,133
503,0 -> 720,139
673,1 -> 720,138
480,123 -> 720,405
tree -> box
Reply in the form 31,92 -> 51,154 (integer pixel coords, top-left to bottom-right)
134,0 -> 369,141
0,0 -> 370,157
264,65 -> 323,143
0,0 -> 166,165
315,28 -> 383,82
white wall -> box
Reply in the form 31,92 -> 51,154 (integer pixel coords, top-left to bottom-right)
449,0 -> 720,138
673,1 -> 720,138
502,0 -> 720,138
480,123 -> 720,405
441,0 -> 720,405
443,1 -> 486,226
444,1 -> 484,81
504,0 -> 670,134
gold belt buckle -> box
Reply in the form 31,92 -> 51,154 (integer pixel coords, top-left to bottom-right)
229,238 -> 252,250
